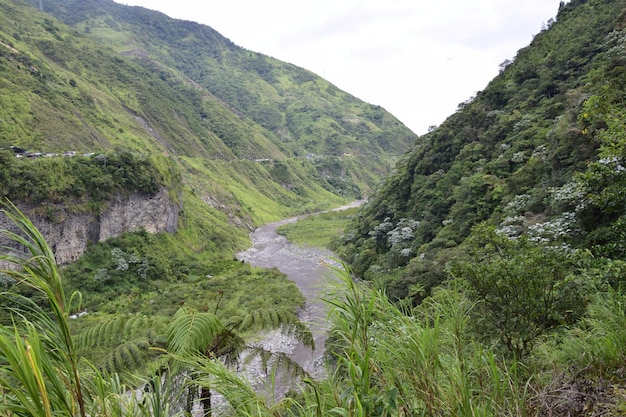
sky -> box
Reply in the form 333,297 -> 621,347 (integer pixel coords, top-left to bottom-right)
113,0 -> 567,135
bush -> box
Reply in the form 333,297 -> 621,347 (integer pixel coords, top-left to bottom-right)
450,225 -> 592,358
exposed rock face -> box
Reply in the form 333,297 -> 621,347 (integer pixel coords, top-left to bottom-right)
0,187 -> 179,265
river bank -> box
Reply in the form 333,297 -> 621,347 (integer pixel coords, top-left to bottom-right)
235,201 -> 363,394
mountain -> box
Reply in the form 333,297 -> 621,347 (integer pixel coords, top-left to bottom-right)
5,0 -> 626,414
335,0 -> 626,300
0,0 -> 416,256
25,0 -> 414,161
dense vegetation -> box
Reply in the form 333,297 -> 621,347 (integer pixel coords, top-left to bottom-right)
0,150 -> 172,207
5,0 -> 626,415
321,0 -> 626,413
336,0 -> 626,299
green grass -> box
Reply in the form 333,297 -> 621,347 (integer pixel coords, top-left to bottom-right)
276,207 -> 359,248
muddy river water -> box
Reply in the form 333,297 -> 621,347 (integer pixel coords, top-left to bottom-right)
236,201 -> 363,388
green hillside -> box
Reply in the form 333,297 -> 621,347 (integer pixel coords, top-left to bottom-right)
1,0 -> 415,230
6,0 -> 626,415
25,0 -> 413,165
337,0 -> 626,299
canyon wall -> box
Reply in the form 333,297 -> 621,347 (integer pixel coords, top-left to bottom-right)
0,187 -> 179,265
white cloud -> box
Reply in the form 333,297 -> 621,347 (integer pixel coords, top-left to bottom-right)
114,0 -> 567,134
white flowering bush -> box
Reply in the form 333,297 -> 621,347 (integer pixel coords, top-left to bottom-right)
93,268 -> 110,284
513,115 -> 532,131
497,185 -> 583,244
368,217 -> 394,240
531,145 -> 548,160
548,181 -> 586,213
496,215 -> 526,238
598,156 -> 626,172
511,151 -> 527,163
386,218 -> 421,265
605,30 -> 626,66
92,248 -> 150,287
527,212 -> 579,244
366,217 -> 421,267
387,219 -> 420,248
504,194 -> 531,215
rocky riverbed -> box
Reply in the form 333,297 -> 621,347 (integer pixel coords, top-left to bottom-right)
234,202 -> 362,398
187,202 -> 362,415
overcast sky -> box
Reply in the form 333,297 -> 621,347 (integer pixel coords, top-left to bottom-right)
113,0 -> 566,135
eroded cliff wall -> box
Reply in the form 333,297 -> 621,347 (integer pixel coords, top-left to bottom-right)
1,187 -> 179,265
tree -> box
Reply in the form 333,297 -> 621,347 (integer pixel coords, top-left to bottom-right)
450,225 -> 589,358
167,304 -> 312,416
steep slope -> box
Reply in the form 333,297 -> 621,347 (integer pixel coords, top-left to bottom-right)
336,0 -> 626,300
37,0 -> 412,162
0,0 -> 417,256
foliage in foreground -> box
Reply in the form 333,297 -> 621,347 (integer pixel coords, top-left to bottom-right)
0,202 -> 311,416
3,202 -> 626,416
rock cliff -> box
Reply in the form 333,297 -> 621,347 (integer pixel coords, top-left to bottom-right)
1,187 -> 179,265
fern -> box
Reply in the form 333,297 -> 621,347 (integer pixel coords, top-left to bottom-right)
77,314 -> 167,351
102,341 -> 150,374
183,353 -> 275,417
234,308 -> 314,349
167,307 -> 224,355
75,314 -> 169,376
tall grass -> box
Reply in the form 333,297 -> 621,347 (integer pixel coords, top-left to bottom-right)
308,266 -> 536,417
0,202 -> 163,416
538,288 -> 626,377
0,201 -> 89,417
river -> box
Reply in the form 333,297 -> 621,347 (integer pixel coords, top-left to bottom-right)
236,201 -> 362,392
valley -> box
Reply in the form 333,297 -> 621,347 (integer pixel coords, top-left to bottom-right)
2,0 -> 626,415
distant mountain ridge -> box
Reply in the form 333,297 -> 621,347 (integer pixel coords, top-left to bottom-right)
25,0 -> 414,160
0,0 -> 417,258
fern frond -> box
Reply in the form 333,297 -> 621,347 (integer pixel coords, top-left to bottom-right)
77,314 -> 167,351
243,346 -> 309,380
167,307 -> 224,355
212,330 -> 245,366
181,353 -> 274,417
100,340 -> 151,374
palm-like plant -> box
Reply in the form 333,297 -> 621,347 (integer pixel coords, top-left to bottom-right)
0,200 -> 88,417
166,303 -> 314,416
